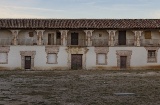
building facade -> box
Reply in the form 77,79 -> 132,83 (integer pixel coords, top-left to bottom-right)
0,19 -> 160,70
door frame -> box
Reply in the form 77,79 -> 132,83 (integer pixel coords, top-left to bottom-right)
20,51 -> 36,70
66,47 -> 88,70
116,50 -> 132,69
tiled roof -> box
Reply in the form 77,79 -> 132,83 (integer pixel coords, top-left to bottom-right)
0,19 -> 160,29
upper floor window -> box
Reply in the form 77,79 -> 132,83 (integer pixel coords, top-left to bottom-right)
145,31 -> 151,39
29,32 -> 34,37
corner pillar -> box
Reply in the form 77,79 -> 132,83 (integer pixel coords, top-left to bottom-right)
132,31 -> 143,46
59,30 -> 69,46
10,30 -> 20,45
35,30 -> 45,45
107,30 -> 117,46
84,30 -> 94,46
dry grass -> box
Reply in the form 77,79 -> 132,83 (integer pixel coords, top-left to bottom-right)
0,70 -> 160,105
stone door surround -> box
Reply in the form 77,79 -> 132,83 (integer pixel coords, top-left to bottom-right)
20,51 -> 36,69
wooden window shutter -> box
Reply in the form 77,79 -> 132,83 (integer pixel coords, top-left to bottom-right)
145,31 -> 151,39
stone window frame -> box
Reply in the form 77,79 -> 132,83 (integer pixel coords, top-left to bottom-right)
0,47 -> 10,64
116,50 -> 132,68
145,47 -> 159,63
95,47 -> 109,65
45,46 -> 59,64
20,51 -> 36,69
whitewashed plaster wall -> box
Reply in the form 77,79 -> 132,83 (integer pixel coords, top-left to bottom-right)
86,47 -> 160,70
0,46 -> 68,70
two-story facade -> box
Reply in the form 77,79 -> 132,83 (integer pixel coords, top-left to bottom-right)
0,19 -> 160,70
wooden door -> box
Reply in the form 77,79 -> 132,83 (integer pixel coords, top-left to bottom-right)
118,31 -> 126,45
48,34 -> 54,45
56,32 -> 61,45
71,54 -> 82,70
25,56 -> 31,69
71,33 -> 78,45
120,56 -> 127,69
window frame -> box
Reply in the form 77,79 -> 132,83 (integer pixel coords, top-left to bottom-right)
0,52 -> 8,64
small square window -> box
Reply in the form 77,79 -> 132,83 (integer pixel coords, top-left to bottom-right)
0,53 -> 7,63
99,34 -> 102,37
29,32 -> 34,37
145,31 -> 151,39
47,53 -> 57,64
97,53 -> 106,65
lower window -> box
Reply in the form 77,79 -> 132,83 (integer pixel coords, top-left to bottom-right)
47,53 -> 57,64
97,53 -> 106,65
0,53 -> 7,64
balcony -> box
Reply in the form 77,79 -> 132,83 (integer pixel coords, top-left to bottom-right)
0,38 -> 12,45
115,39 -> 134,46
92,39 -> 108,47
67,39 -> 86,46
43,39 -> 61,45
18,39 -> 37,45
141,39 -> 160,46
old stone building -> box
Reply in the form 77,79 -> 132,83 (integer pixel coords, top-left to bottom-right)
0,19 -> 160,70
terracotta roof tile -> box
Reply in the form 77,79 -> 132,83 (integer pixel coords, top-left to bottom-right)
0,19 -> 160,29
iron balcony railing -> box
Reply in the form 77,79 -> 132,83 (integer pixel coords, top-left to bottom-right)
43,39 -> 61,45
92,39 -> 108,47
0,38 -> 12,45
67,39 -> 86,46
141,39 -> 160,46
18,39 -> 37,45
115,39 -> 135,46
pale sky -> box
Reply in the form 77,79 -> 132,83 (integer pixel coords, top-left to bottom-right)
0,0 -> 160,19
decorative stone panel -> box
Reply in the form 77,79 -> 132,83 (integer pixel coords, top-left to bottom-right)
107,30 -> 117,46
20,51 -> 36,69
45,46 -> 59,53
45,46 -> 59,64
132,31 -> 143,46
84,30 -> 94,46
116,50 -> 132,68
0,46 -> 10,64
95,47 -> 109,65
66,46 -> 89,69
59,30 -> 69,46
145,47 -> 159,63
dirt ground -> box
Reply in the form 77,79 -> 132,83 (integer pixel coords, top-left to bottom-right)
0,70 -> 160,105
